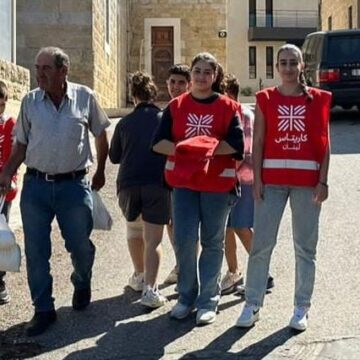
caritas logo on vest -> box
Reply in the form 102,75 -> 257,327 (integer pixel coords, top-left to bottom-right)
185,113 -> 214,138
275,105 -> 308,151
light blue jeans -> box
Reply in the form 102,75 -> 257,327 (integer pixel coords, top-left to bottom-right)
20,174 -> 95,312
172,188 -> 236,311
245,185 -> 321,308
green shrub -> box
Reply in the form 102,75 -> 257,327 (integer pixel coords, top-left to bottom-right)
240,86 -> 253,96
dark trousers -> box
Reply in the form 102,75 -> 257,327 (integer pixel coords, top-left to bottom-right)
0,201 -> 12,285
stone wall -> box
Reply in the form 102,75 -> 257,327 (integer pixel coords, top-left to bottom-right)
16,0 -> 126,110
0,59 -> 30,116
92,0 -> 120,110
118,0 -> 129,108
128,0 -> 227,73
321,0 -> 359,30
16,0 -> 94,90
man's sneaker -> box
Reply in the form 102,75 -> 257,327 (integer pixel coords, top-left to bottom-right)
289,306 -> 309,331
170,301 -> 193,319
164,267 -> 178,284
236,275 -> 275,295
0,283 -> 10,305
221,271 -> 243,295
128,272 -> 144,292
236,303 -> 260,327
196,309 -> 216,325
140,287 -> 167,308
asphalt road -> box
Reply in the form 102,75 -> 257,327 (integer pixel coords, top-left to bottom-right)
0,108 -> 360,360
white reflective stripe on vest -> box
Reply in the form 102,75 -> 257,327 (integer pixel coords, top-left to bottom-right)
263,159 -> 320,170
165,160 -> 175,170
165,160 -> 235,177
219,168 -> 236,177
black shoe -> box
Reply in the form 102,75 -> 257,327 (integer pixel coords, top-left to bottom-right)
72,287 -> 91,311
266,275 -> 275,292
0,283 -> 10,305
25,310 -> 57,337
236,275 -> 275,295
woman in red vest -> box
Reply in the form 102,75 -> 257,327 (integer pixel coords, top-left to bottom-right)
236,44 -> 331,331
153,52 -> 244,325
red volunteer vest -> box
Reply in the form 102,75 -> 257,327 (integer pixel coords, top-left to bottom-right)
0,116 -> 17,201
165,93 -> 239,192
257,87 -> 331,187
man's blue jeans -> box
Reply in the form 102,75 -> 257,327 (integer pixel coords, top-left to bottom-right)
172,188 -> 236,311
20,174 -> 95,312
245,185 -> 321,308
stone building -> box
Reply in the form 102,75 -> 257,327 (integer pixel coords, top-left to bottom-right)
16,0 -> 127,113
127,0 -> 227,101
12,0 -> 321,111
128,0 -> 319,100
0,0 -> 29,116
320,0 -> 360,30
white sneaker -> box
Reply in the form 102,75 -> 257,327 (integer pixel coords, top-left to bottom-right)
164,267 -> 178,284
128,272 -> 144,292
170,302 -> 193,319
289,306 -> 309,331
221,271 -> 243,294
140,287 -> 167,308
236,303 -> 260,328
196,309 -> 217,325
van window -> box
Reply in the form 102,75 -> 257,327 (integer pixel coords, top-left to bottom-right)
306,35 -> 322,63
327,36 -> 360,63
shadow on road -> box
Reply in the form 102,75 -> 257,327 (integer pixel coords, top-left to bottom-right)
1,290 -> 246,359
1,287 -> 163,359
62,311 -> 196,360
179,326 -> 300,360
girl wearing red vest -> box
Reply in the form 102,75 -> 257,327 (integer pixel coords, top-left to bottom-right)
236,44 -> 331,331
0,80 -> 17,305
153,52 -> 244,325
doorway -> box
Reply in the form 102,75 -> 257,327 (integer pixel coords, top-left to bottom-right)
151,26 -> 174,101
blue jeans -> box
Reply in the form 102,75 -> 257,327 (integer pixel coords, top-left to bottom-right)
172,188 -> 236,311
20,174 -> 95,312
245,185 -> 321,308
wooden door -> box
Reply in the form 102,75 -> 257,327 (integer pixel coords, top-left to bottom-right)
151,27 -> 174,102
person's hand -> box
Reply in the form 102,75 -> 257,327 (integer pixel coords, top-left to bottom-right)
313,182 -> 328,205
91,170 -> 105,191
0,173 -> 12,195
253,178 -> 264,201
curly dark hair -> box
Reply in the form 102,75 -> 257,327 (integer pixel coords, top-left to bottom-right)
223,73 -> 240,100
168,64 -> 191,82
131,71 -> 158,102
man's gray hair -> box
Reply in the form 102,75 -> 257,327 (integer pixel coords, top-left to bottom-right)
36,47 -> 70,70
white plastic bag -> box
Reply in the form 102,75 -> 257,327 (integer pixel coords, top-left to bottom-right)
92,190 -> 113,231
0,196 -> 21,272
0,213 -> 16,249
0,244 -> 21,272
